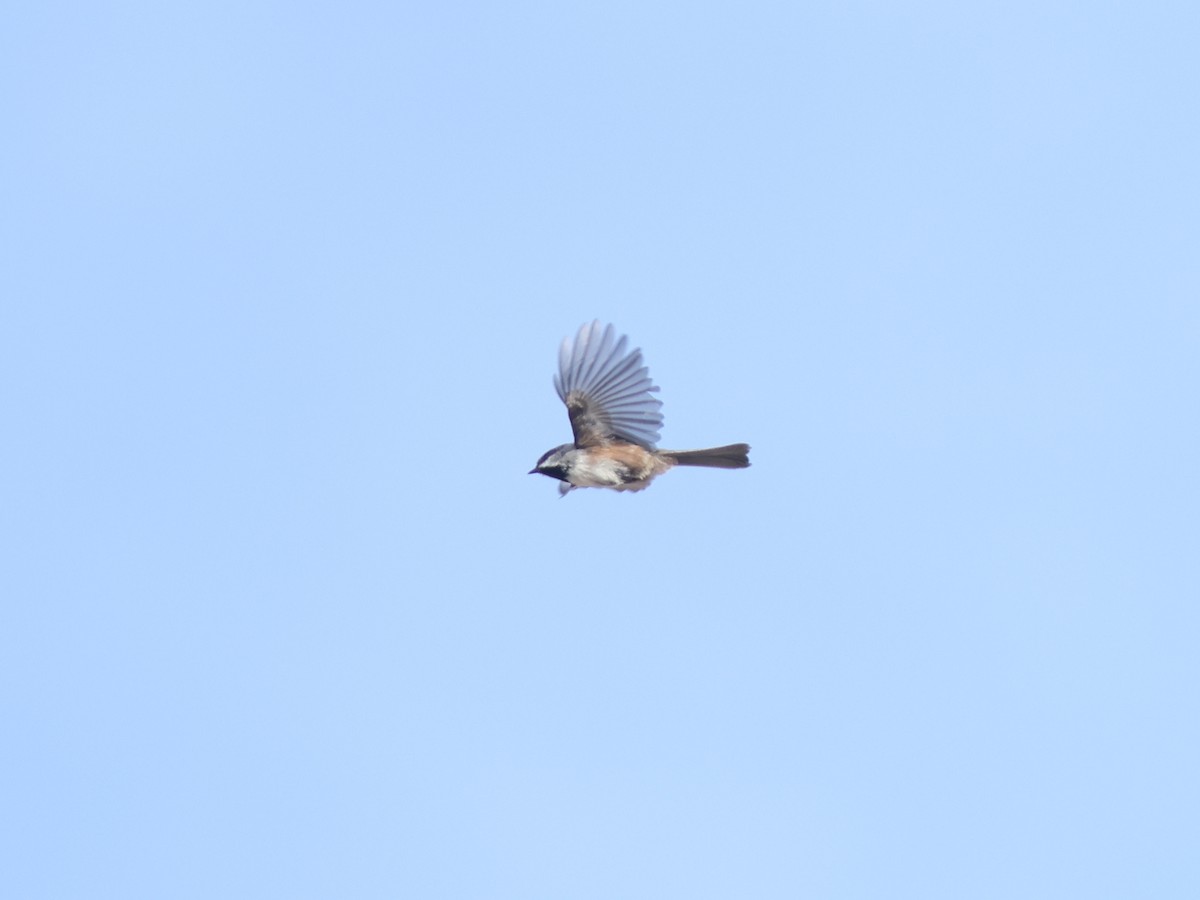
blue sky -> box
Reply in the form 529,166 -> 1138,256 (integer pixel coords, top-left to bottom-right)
3,2 -> 1198,898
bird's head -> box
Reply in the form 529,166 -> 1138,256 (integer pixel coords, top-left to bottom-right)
529,444 -> 576,482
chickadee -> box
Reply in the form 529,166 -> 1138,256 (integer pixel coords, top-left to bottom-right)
530,320 -> 750,495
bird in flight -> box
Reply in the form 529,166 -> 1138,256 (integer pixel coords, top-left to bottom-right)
530,320 -> 750,495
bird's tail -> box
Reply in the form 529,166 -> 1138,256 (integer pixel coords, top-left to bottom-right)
661,443 -> 751,469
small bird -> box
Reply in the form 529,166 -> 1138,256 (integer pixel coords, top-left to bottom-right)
530,320 -> 750,495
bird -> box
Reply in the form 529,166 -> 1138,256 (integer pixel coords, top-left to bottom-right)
530,320 -> 750,495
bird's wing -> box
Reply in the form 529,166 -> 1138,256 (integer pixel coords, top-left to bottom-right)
553,320 -> 663,449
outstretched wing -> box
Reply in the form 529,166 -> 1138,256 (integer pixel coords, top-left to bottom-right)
553,320 -> 663,449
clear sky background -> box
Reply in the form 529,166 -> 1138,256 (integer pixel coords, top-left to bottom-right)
3,2 -> 1198,898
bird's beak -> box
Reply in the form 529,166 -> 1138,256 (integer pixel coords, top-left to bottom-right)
528,468 -> 539,475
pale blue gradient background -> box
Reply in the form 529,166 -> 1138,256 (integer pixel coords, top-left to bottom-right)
3,3 -> 1198,898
